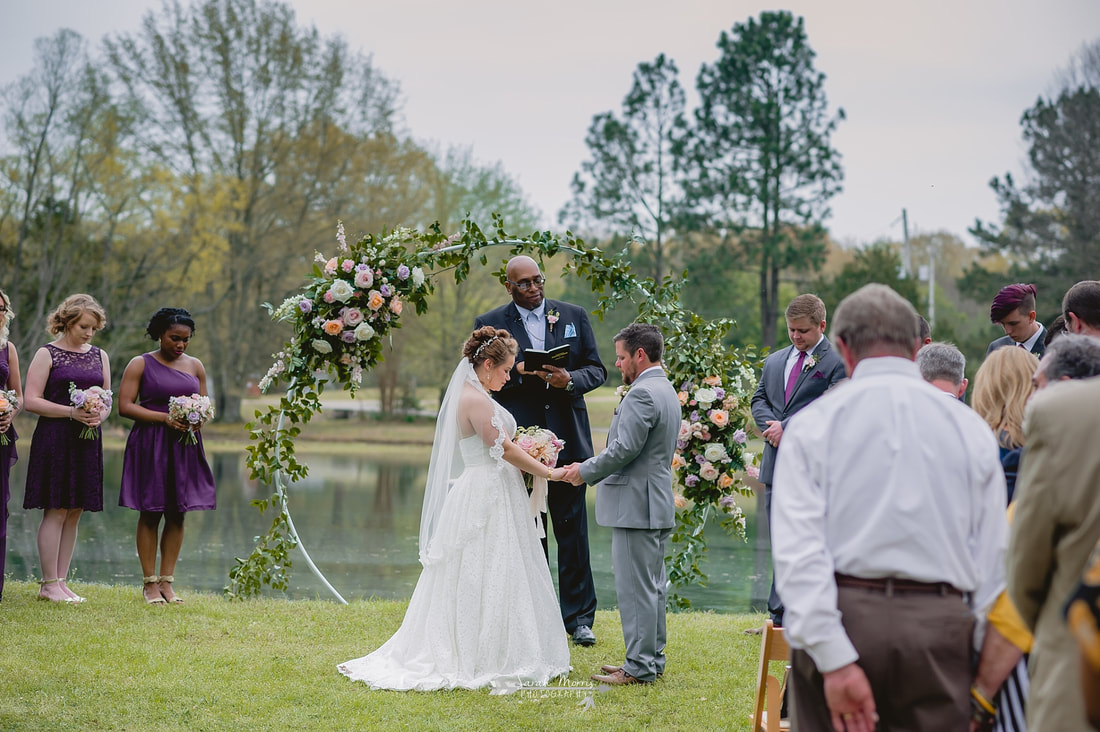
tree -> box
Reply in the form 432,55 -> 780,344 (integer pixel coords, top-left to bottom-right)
813,243 -> 920,318
560,54 -> 689,282
689,11 -> 845,348
104,0 -> 409,418
968,40 -> 1100,304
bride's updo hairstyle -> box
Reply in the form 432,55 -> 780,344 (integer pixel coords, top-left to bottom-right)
463,326 -> 517,367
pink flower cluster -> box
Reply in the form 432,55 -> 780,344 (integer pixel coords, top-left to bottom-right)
514,425 -> 565,468
168,393 -> 215,445
0,388 -> 18,446
69,382 -> 112,440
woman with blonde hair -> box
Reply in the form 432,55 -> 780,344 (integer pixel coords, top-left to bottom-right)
970,344 -> 1040,732
0,288 -> 23,603
972,345 -> 1040,502
23,294 -> 111,603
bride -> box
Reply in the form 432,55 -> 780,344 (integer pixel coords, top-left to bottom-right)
339,327 -> 572,690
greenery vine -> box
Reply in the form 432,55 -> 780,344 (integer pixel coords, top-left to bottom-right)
231,214 -> 759,608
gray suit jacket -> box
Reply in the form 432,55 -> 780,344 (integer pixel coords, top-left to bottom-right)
579,368 -> 680,530
987,330 -> 1046,357
750,337 -> 846,485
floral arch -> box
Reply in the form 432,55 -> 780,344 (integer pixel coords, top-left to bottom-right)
230,215 -> 760,608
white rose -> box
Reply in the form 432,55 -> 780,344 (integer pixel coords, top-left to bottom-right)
311,339 -> 333,354
354,322 -> 376,341
693,387 -> 717,406
328,279 -> 354,302
411,266 -> 425,287
703,442 -> 728,463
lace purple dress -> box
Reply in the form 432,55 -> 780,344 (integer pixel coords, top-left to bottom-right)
119,354 -> 216,512
23,344 -> 105,511
0,342 -> 18,600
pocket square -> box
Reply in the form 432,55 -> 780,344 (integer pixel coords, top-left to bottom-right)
811,371 -> 825,380
564,323 -> 577,338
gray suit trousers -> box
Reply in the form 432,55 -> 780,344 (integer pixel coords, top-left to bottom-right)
613,526 -> 672,682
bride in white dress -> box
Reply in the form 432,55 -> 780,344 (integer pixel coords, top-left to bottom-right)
339,327 -> 572,690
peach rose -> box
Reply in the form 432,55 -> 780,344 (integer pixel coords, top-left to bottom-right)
389,296 -> 403,315
678,391 -> 689,405
367,290 -> 385,311
703,375 -> 722,387
674,494 -> 688,509
718,473 -> 734,489
322,319 -> 343,336
671,453 -> 687,470
709,409 -> 729,428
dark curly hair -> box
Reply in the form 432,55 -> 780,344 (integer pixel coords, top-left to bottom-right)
146,307 -> 196,340
462,326 -> 516,366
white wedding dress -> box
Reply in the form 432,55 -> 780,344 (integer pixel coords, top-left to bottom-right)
338,367 -> 570,691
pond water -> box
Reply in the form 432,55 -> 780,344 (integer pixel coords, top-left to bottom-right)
5,448 -> 771,613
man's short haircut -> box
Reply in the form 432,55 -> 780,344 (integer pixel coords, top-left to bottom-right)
918,315 -> 931,343
1062,280 -> 1100,329
916,342 -> 966,386
785,294 -> 826,324
990,283 -> 1037,323
1040,333 -> 1100,382
615,322 -> 664,363
831,284 -> 920,360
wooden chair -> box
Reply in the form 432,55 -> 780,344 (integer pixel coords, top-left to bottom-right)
748,619 -> 791,732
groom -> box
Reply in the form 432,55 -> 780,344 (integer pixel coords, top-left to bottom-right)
563,323 -> 680,685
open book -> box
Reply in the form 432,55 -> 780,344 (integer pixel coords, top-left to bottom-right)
523,343 -> 570,372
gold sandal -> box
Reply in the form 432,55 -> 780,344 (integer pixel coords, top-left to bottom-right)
158,575 -> 184,604
143,576 -> 167,605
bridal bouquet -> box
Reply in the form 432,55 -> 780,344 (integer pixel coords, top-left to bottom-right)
69,382 -> 112,440
168,393 -> 215,445
515,426 -> 565,473
0,388 -> 18,446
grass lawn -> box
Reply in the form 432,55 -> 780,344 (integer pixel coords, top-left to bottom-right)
0,582 -> 770,731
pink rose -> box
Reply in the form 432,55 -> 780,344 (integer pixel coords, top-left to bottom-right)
699,462 -> 720,481
746,465 -> 760,479
341,259 -> 355,273
354,269 -> 373,288
516,434 -> 537,452
389,296 -> 403,315
324,257 -> 338,277
342,307 -> 365,326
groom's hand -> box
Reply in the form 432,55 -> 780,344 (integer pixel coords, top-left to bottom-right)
561,463 -> 584,485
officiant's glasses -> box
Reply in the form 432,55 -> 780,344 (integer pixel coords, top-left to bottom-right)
507,275 -> 545,291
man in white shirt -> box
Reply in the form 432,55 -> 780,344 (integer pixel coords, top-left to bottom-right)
772,284 -> 1008,731
916,341 -> 968,399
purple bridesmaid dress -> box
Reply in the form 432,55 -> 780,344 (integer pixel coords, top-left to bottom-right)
23,344 -> 104,512
119,354 -> 216,512
0,342 -> 18,600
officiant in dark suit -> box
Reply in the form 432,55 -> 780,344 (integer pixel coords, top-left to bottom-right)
474,255 -> 606,647
751,293 -> 846,627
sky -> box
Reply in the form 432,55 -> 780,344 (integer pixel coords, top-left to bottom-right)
2,0 -> 1099,248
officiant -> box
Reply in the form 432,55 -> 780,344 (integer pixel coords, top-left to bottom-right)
474,255 -> 606,647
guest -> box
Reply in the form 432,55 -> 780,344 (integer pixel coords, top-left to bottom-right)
1031,333 -> 1100,390
987,284 -> 1046,356
1062,280 -> 1100,337
0,288 -> 23,603
1008,374 -> 1100,731
1065,538 -> 1100,729
916,341 -> 968,399
971,346 -> 1041,731
772,284 -> 1007,731
562,323 -> 680,685
1042,314 -> 1067,348
750,293 -> 845,627
474,255 -> 605,647
972,346 -> 1039,502
118,308 -> 216,605
23,294 -> 111,603
919,315 -> 932,345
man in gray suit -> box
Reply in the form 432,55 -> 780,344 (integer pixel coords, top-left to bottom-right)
562,323 -> 680,685
751,294 -> 846,627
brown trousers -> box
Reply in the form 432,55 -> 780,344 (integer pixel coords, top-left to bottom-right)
789,584 -> 975,731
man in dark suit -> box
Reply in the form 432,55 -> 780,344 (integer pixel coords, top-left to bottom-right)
986,283 -> 1046,356
474,255 -> 606,647
751,293 -> 846,627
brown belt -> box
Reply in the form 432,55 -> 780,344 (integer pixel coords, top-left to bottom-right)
835,573 -> 964,598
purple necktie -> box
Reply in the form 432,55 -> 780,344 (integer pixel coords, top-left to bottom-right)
785,350 -> 807,402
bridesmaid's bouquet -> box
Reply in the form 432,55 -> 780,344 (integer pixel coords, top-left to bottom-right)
168,393 -> 215,445
0,388 -> 18,446
69,382 -> 113,440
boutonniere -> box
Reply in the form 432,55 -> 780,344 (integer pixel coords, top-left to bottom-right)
802,355 -> 817,372
615,384 -> 630,401
546,308 -> 560,333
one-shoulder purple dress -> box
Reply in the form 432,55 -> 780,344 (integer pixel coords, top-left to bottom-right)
1,342 -> 19,600
23,344 -> 105,511
119,354 -> 216,512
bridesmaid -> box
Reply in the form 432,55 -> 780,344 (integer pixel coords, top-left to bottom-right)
0,288 -> 23,603
118,308 -> 216,605
23,294 -> 110,603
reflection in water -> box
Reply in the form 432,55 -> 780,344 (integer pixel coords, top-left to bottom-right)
5,449 -> 768,613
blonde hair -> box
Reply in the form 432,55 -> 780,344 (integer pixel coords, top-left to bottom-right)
972,346 -> 1039,448
0,288 -> 12,348
46,293 -> 107,336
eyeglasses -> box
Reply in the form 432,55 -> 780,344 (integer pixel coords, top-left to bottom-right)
507,276 -> 545,292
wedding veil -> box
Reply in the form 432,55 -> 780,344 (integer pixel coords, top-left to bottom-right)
418,357 -> 481,565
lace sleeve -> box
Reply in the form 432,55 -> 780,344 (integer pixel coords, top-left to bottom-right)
489,411 -> 506,468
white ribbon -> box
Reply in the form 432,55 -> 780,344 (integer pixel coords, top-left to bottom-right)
529,475 -> 548,539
